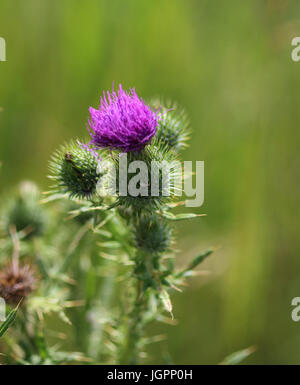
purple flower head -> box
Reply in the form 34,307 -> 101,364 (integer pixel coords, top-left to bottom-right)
88,84 -> 159,152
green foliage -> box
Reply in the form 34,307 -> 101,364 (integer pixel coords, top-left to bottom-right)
27,295 -> 72,325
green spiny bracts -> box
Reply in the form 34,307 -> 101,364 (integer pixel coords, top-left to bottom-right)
2,181 -> 47,238
60,200 -> 95,225
151,99 -> 190,152
114,142 -> 182,213
134,214 -> 172,255
117,206 -> 134,222
49,141 -> 101,200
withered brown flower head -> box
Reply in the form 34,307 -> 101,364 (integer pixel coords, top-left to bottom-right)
0,263 -> 36,305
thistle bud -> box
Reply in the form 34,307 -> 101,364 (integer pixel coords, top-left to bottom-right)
3,182 -> 46,238
151,99 -> 190,152
49,141 -> 101,200
115,144 -> 182,212
0,263 -> 37,305
134,215 -> 172,255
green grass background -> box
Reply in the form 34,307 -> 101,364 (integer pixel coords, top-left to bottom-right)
0,0 -> 300,364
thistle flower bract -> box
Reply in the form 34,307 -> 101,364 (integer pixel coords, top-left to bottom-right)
0,263 -> 36,305
151,99 -> 190,152
134,215 -> 172,254
88,84 -> 159,152
49,141 -> 101,200
115,143 -> 182,212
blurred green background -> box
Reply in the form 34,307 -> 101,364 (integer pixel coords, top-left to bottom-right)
0,0 -> 300,364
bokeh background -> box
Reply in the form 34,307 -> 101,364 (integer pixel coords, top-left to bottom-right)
0,0 -> 299,364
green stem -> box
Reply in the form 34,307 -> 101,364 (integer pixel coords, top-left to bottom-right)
58,221 -> 90,274
118,249 -> 158,364
118,278 -> 146,364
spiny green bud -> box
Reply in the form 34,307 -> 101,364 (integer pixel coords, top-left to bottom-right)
115,143 -> 182,213
3,181 -> 47,238
151,99 -> 190,152
49,141 -> 101,200
134,214 -> 172,254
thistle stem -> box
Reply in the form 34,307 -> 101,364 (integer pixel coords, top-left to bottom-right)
9,225 -> 20,275
118,249 -> 156,364
58,221 -> 90,274
119,279 -> 146,364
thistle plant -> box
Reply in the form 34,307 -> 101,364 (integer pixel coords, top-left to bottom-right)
2,181 -> 47,239
0,84 -> 214,365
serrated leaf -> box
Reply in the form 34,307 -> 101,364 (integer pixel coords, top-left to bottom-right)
220,346 -> 255,365
176,249 -> 214,278
40,193 -> 67,204
92,229 -> 112,238
49,350 -> 91,364
187,249 -> 214,270
98,241 -> 120,249
159,289 -> 173,319
0,302 -> 20,338
28,296 -> 71,325
178,270 -> 198,278
161,212 -> 206,221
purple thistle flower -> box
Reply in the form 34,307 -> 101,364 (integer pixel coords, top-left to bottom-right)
87,84 -> 159,152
